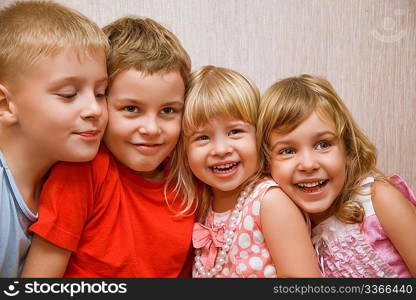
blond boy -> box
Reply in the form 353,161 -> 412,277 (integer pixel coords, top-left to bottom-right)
0,1 -> 109,277
22,17 -> 194,277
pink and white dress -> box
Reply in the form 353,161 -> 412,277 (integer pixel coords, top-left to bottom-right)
312,175 -> 415,278
192,178 -> 279,278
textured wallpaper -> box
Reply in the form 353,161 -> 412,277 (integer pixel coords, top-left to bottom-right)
1,0 -> 415,189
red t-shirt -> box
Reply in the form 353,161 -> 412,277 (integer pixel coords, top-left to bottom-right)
30,145 -> 195,277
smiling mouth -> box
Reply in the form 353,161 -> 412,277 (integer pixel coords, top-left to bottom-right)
74,130 -> 99,137
295,180 -> 329,193
137,144 -> 162,147
210,162 -> 239,174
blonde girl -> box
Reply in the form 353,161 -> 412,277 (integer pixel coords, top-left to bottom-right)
169,66 -> 321,278
258,74 -> 416,277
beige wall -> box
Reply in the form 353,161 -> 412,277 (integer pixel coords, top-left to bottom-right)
2,0 -> 415,190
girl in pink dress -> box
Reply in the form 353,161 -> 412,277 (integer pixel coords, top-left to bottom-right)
168,66 -> 322,278
257,74 -> 416,278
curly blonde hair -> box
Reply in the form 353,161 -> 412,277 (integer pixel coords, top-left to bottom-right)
257,74 -> 387,224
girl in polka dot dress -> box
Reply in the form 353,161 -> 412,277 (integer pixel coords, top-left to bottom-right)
168,66 -> 322,278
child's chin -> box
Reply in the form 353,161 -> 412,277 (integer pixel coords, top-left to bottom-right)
67,148 -> 100,162
70,154 -> 97,162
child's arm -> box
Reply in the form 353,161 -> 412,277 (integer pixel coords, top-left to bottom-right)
21,235 -> 71,277
260,187 -> 322,277
372,180 -> 416,277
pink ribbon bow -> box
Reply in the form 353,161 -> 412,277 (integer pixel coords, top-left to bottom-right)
192,222 -> 225,269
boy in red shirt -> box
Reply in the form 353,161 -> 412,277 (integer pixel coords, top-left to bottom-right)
22,16 -> 194,278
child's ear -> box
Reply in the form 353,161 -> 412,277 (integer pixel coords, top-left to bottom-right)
0,83 -> 18,125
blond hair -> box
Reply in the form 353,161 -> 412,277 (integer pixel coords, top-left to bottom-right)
168,65 -> 261,221
258,74 -> 386,224
0,0 -> 109,85
102,16 -> 191,85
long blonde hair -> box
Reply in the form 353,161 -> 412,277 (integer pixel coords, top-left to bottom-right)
167,65 -> 261,221
258,74 -> 386,224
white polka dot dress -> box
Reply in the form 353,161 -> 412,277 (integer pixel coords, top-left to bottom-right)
192,178 -> 279,278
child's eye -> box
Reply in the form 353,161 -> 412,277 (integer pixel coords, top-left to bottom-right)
228,129 -> 242,136
196,135 -> 209,141
123,106 -> 139,113
160,107 -> 175,115
316,141 -> 331,150
279,148 -> 295,155
95,93 -> 106,99
57,93 -> 76,99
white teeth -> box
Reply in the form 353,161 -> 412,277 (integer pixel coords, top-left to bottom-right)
297,180 -> 325,188
212,163 -> 237,170
212,162 -> 238,173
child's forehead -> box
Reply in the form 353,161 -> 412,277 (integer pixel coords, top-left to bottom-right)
23,47 -> 106,75
8,48 -> 107,94
110,68 -> 184,88
271,110 -> 337,137
111,68 -> 185,84
59,46 -> 107,63
107,68 -> 185,104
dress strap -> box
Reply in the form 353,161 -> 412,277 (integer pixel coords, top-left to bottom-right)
356,175 -> 416,217
249,177 -> 279,201
353,176 -> 375,217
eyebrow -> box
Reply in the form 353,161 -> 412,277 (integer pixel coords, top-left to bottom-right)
96,77 -> 109,85
229,121 -> 251,128
163,101 -> 184,106
187,125 -> 206,135
49,76 -> 108,87
187,120 -> 251,137
113,98 -> 184,106
271,130 -> 337,151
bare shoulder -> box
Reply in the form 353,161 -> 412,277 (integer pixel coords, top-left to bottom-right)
371,180 -> 416,276
259,187 -> 320,277
372,179 -> 416,225
262,187 -> 294,206
372,180 -> 408,208
261,187 -> 303,219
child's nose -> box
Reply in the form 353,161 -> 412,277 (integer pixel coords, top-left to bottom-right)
138,116 -> 161,136
80,93 -> 104,120
297,151 -> 319,172
210,139 -> 233,157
